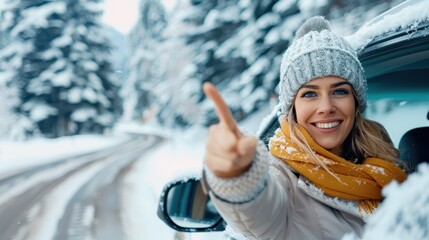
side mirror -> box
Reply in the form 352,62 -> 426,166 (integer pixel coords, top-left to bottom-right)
157,177 -> 226,232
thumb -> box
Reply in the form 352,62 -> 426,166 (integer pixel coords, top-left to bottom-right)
237,136 -> 257,157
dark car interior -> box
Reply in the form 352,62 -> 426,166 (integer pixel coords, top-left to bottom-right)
398,125 -> 429,172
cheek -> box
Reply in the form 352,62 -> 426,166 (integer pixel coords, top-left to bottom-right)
294,103 -> 311,125
340,98 -> 356,119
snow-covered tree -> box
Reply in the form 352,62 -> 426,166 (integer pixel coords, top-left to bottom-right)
122,0 -> 166,123
0,84 -> 38,140
0,0 -> 120,138
170,0 -> 302,126
141,0 -> 248,128
0,28 -> 8,49
151,0 -> 204,128
168,0 -> 398,127
0,85 -> 19,138
123,0 -> 401,129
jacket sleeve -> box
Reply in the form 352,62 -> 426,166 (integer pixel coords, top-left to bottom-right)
203,140 -> 292,239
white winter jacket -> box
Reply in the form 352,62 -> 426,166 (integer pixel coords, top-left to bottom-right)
203,141 -> 366,240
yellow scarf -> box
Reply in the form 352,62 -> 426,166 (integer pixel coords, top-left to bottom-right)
269,119 -> 407,214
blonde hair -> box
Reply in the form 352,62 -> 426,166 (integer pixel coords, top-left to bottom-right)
285,99 -> 406,170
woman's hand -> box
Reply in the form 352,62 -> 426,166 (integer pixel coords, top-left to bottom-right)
203,82 -> 257,178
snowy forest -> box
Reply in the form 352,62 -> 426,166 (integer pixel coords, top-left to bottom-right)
0,0 -> 404,139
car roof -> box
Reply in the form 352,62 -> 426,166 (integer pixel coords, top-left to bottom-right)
361,0 -> 427,29
346,0 -> 429,53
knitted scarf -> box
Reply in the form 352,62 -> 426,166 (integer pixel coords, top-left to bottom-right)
269,119 -> 407,214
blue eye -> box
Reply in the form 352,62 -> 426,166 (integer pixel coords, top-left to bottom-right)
333,89 -> 349,95
302,91 -> 316,98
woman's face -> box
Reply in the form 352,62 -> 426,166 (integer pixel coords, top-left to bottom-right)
294,76 -> 356,155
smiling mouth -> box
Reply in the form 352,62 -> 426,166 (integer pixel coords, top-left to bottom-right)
314,121 -> 341,129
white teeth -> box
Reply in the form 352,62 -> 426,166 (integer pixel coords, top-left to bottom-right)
315,121 -> 340,129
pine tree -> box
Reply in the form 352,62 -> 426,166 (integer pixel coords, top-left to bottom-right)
122,0 -> 166,123
169,0 -> 287,126
222,0 -> 302,116
151,0 -> 203,128
152,0 -> 247,127
0,0 -> 120,137
0,84 -> 37,140
128,0 -> 396,129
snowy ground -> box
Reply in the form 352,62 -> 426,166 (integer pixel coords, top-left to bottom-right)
0,134 -> 130,177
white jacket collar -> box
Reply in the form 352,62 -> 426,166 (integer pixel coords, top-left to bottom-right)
297,176 -> 371,221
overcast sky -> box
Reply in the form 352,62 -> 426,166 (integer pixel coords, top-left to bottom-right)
102,0 -> 176,34
102,0 -> 139,34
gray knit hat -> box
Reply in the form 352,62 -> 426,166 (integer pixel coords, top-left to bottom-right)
279,16 -> 367,113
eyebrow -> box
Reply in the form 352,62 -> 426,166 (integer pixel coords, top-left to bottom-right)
301,81 -> 351,89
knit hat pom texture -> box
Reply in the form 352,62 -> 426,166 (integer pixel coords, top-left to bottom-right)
295,16 -> 331,39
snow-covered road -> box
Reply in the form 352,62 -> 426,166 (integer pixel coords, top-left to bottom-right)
0,134 -> 163,240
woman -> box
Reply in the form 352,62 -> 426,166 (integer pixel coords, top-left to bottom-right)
202,16 -> 407,239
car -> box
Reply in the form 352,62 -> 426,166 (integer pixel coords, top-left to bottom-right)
157,0 -> 429,238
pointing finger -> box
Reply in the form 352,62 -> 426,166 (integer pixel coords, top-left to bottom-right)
203,82 -> 240,136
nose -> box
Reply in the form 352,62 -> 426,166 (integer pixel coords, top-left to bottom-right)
317,95 -> 336,114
